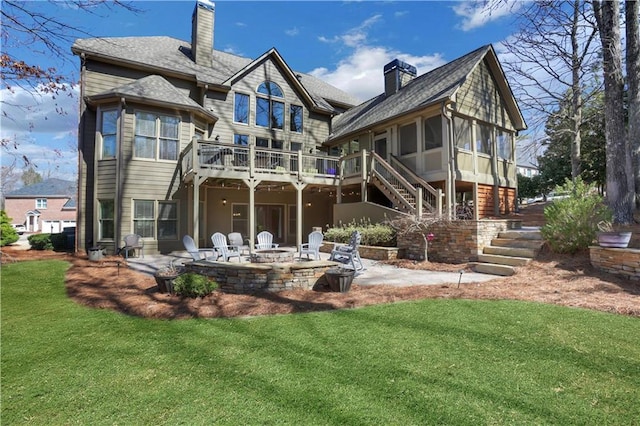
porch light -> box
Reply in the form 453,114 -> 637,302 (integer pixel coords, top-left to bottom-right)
222,198 -> 227,206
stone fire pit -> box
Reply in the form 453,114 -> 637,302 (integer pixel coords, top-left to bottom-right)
250,249 -> 295,263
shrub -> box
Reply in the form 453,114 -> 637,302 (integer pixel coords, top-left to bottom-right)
172,272 -> 218,298
541,178 -> 612,254
0,211 -> 19,246
28,233 -> 54,250
324,218 -> 396,247
50,233 -> 68,251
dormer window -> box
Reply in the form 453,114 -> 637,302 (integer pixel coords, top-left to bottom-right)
256,81 -> 284,130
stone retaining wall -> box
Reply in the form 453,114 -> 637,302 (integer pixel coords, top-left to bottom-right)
185,259 -> 336,293
397,220 -> 521,263
589,246 -> 640,280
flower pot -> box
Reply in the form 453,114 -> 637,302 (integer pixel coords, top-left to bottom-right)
154,274 -> 179,294
325,267 -> 355,292
597,232 -> 632,248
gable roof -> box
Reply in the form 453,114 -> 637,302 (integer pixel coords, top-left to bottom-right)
328,45 -> 526,142
86,75 -> 218,122
72,36 -> 360,112
6,178 -> 77,198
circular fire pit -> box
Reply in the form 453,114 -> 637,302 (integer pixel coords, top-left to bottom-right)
250,249 -> 294,263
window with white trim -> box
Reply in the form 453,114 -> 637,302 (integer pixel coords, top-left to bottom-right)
290,104 -> 303,133
234,93 -> 249,124
36,198 -> 47,209
99,199 -> 114,239
134,112 -> 179,161
476,122 -> 492,155
100,110 -> 118,159
256,82 -> 284,130
133,200 -> 154,238
497,128 -> 512,160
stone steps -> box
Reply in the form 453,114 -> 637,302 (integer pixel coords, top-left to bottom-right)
471,227 -> 543,277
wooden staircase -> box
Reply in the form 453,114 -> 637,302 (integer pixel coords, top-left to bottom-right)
471,227 -> 544,276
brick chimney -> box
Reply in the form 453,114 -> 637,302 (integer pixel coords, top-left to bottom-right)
191,0 -> 215,66
384,59 -> 417,96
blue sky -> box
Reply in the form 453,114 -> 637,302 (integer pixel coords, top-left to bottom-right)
1,0 -> 521,184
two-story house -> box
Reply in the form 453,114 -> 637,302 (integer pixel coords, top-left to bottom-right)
4,178 -> 77,233
72,1 -> 525,255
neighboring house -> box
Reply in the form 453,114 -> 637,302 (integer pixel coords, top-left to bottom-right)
72,1 -> 526,256
4,178 -> 77,233
517,164 -> 540,178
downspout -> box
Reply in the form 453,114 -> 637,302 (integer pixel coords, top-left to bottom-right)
77,53 -> 86,253
116,97 -> 126,253
442,101 -> 456,219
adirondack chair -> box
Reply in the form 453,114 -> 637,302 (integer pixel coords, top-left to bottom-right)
299,231 -> 323,260
122,234 -> 144,259
255,231 -> 279,250
228,232 -> 250,255
211,232 -> 242,262
182,235 -> 216,261
329,230 -> 364,271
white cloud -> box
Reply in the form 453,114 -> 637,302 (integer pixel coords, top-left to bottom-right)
310,15 -> 445,102
285,27 -> 299,37
1,84 -> 79,181
452,0 -> 519,31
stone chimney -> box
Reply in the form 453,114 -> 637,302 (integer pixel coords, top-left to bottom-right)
383,59 -> 417,97
191,0 -> 215,66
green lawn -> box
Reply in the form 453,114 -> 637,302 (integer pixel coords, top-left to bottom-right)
2,260 -> 639,425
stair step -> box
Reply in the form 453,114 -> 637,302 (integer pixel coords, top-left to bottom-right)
484,246 -> 538,258
491,238 -> 545,250
499,230 -> 543,240
477,253 -> 531,266
472,263 -> 516,276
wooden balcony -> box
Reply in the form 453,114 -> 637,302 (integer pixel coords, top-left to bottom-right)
180,139 -> 345,186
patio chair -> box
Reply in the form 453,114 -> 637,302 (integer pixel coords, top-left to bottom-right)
182,235 -> 216,261
228,232 -> 250,255
211,232 -> 242,262
329,230 -> 364,271
122,234 -> 144,259
299,231 -> 323,260
255,231 -> 279,250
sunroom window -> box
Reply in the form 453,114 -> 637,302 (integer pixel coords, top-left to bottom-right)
497,128 -> 512,160
424,116 -> 443,150
454,116 -> 472,150
476,122 -> 492,155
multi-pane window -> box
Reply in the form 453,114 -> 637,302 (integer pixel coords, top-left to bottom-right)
497,128 -> 512,160
424,116 -> 443,150
290,142 -> 302,152
36,198 -> 47,209
476,122 -> 492,155
134,112 -> 179,161
99,200 -> 114,239
454,116 -> 472,150
290,105 -> 303,133
133,200 -> 154,238
234,93 -> 249,124
234,134 -> 249,145
256,81 -> 284,130
101,110 -> 118,158
399,122 -> 417,155
157,202 -> 177,240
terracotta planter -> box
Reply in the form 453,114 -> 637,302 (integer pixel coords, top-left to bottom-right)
597,232 -> 632,248
325,267 -> 355,292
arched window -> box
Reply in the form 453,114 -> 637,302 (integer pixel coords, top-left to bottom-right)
256,81 -> 284,129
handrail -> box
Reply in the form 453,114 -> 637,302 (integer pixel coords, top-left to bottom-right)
369,151 -> 420,214
390,155 -> 442,215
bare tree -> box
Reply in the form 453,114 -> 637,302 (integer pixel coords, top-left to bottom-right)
1,0 -> 141,164
501,0 -> 600,180
593,0 -> 635,224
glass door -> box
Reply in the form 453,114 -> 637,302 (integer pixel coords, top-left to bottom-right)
255,204 -> 284,244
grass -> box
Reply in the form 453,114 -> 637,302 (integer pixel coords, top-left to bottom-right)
2,260 -> 639,425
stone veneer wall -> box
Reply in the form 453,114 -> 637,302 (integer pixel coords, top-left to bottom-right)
185,259 -> 336,293
589,246 -> 640,280
397,220 -> 521,263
